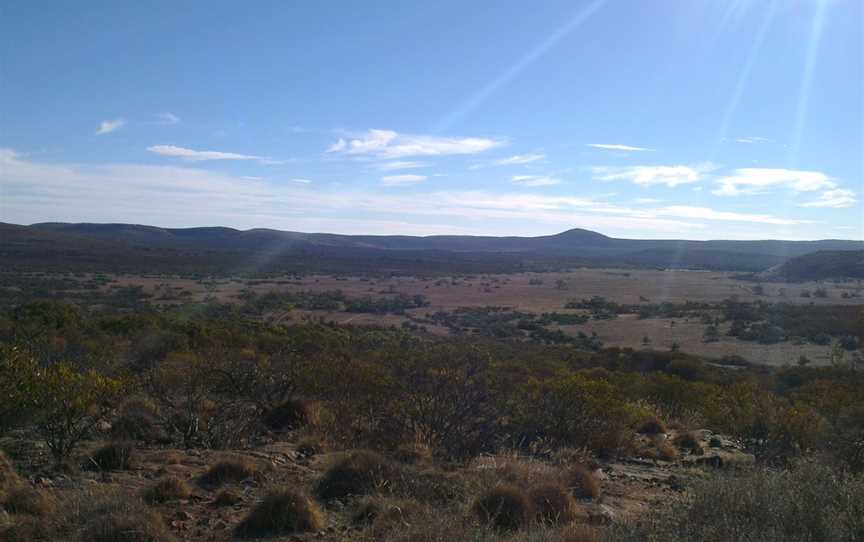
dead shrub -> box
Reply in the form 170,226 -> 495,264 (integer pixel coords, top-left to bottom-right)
84,442 -> 136,471
235,490 -> 325,537
3,486 -> 56,517
314,450 -> 397,502
472,484 -> 532,531
264,399 -> 318,431
529,483 -> 577,525
567,465 -> 601,500
143,476 -> 191,504
200,458 -> 259,487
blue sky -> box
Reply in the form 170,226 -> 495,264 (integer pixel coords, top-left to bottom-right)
1,0 -> 862,239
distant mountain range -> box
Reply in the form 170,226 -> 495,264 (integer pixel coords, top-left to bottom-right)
3,222 -> 863,277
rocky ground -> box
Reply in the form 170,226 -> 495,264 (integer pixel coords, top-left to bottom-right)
0,427 -> 756,541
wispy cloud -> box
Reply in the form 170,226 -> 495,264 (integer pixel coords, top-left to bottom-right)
799,188 -> 856,209
734,136 -> 771,144
327,129 -> 504,159
96,118 -> 125,135
290,178 -> 313,184
713,168 -> 834,196
511,175 -> 560,187
588,143 -> 651,152
377,161 -> 428,171
495,153 -> 545,165
595,165 -> 705,187
154,112 -> 180,125
381,174 -> 427,186
655,206 -> 808,225
147,145 -> 281,164
0,149 -> 838,239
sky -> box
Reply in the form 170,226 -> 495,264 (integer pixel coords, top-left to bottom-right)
1,0 -> 862,240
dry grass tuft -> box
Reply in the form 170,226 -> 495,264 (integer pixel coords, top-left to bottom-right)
143,476 -> 191,504
529,483 -> 577,525
200,457 -> 259,487
3,486 -> 56,516
567,465 -> 601,500
561,524 -> 604,542
84,442 -> 136,471
235,489 -> 325,537
0,451 -> 22,501
472,484 -> 532,531
314,450 -> 397,502
74,494 -> 176,542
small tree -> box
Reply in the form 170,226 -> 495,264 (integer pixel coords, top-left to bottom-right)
0,346 -> 39,436
33,362 -> 124,464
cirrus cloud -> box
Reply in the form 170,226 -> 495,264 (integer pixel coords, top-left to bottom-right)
713,168 -> 834,196
594,165 -> 705,187
96,118 -> 125,135
327,129 -> 504,159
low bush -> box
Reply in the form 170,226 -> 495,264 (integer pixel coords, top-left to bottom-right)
235,490 -> 325,537
84,442 -> 135,471
143,476 -> 191,504
314,450 -> 397,502
609,461 -> 864,541
472,484 -> 532,531
200,458 -> 259,487
528,483 -> 577,525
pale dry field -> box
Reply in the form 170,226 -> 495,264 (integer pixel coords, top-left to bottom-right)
105,268 -> 863,367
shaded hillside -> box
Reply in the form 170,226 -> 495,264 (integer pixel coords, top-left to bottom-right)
763,250 -> 864,282
5,222 -> 864,275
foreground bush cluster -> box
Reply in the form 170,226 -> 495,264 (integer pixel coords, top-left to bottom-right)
1,299 -> 864,540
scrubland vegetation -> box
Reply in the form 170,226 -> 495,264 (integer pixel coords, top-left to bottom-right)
1,277 -> 863,540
